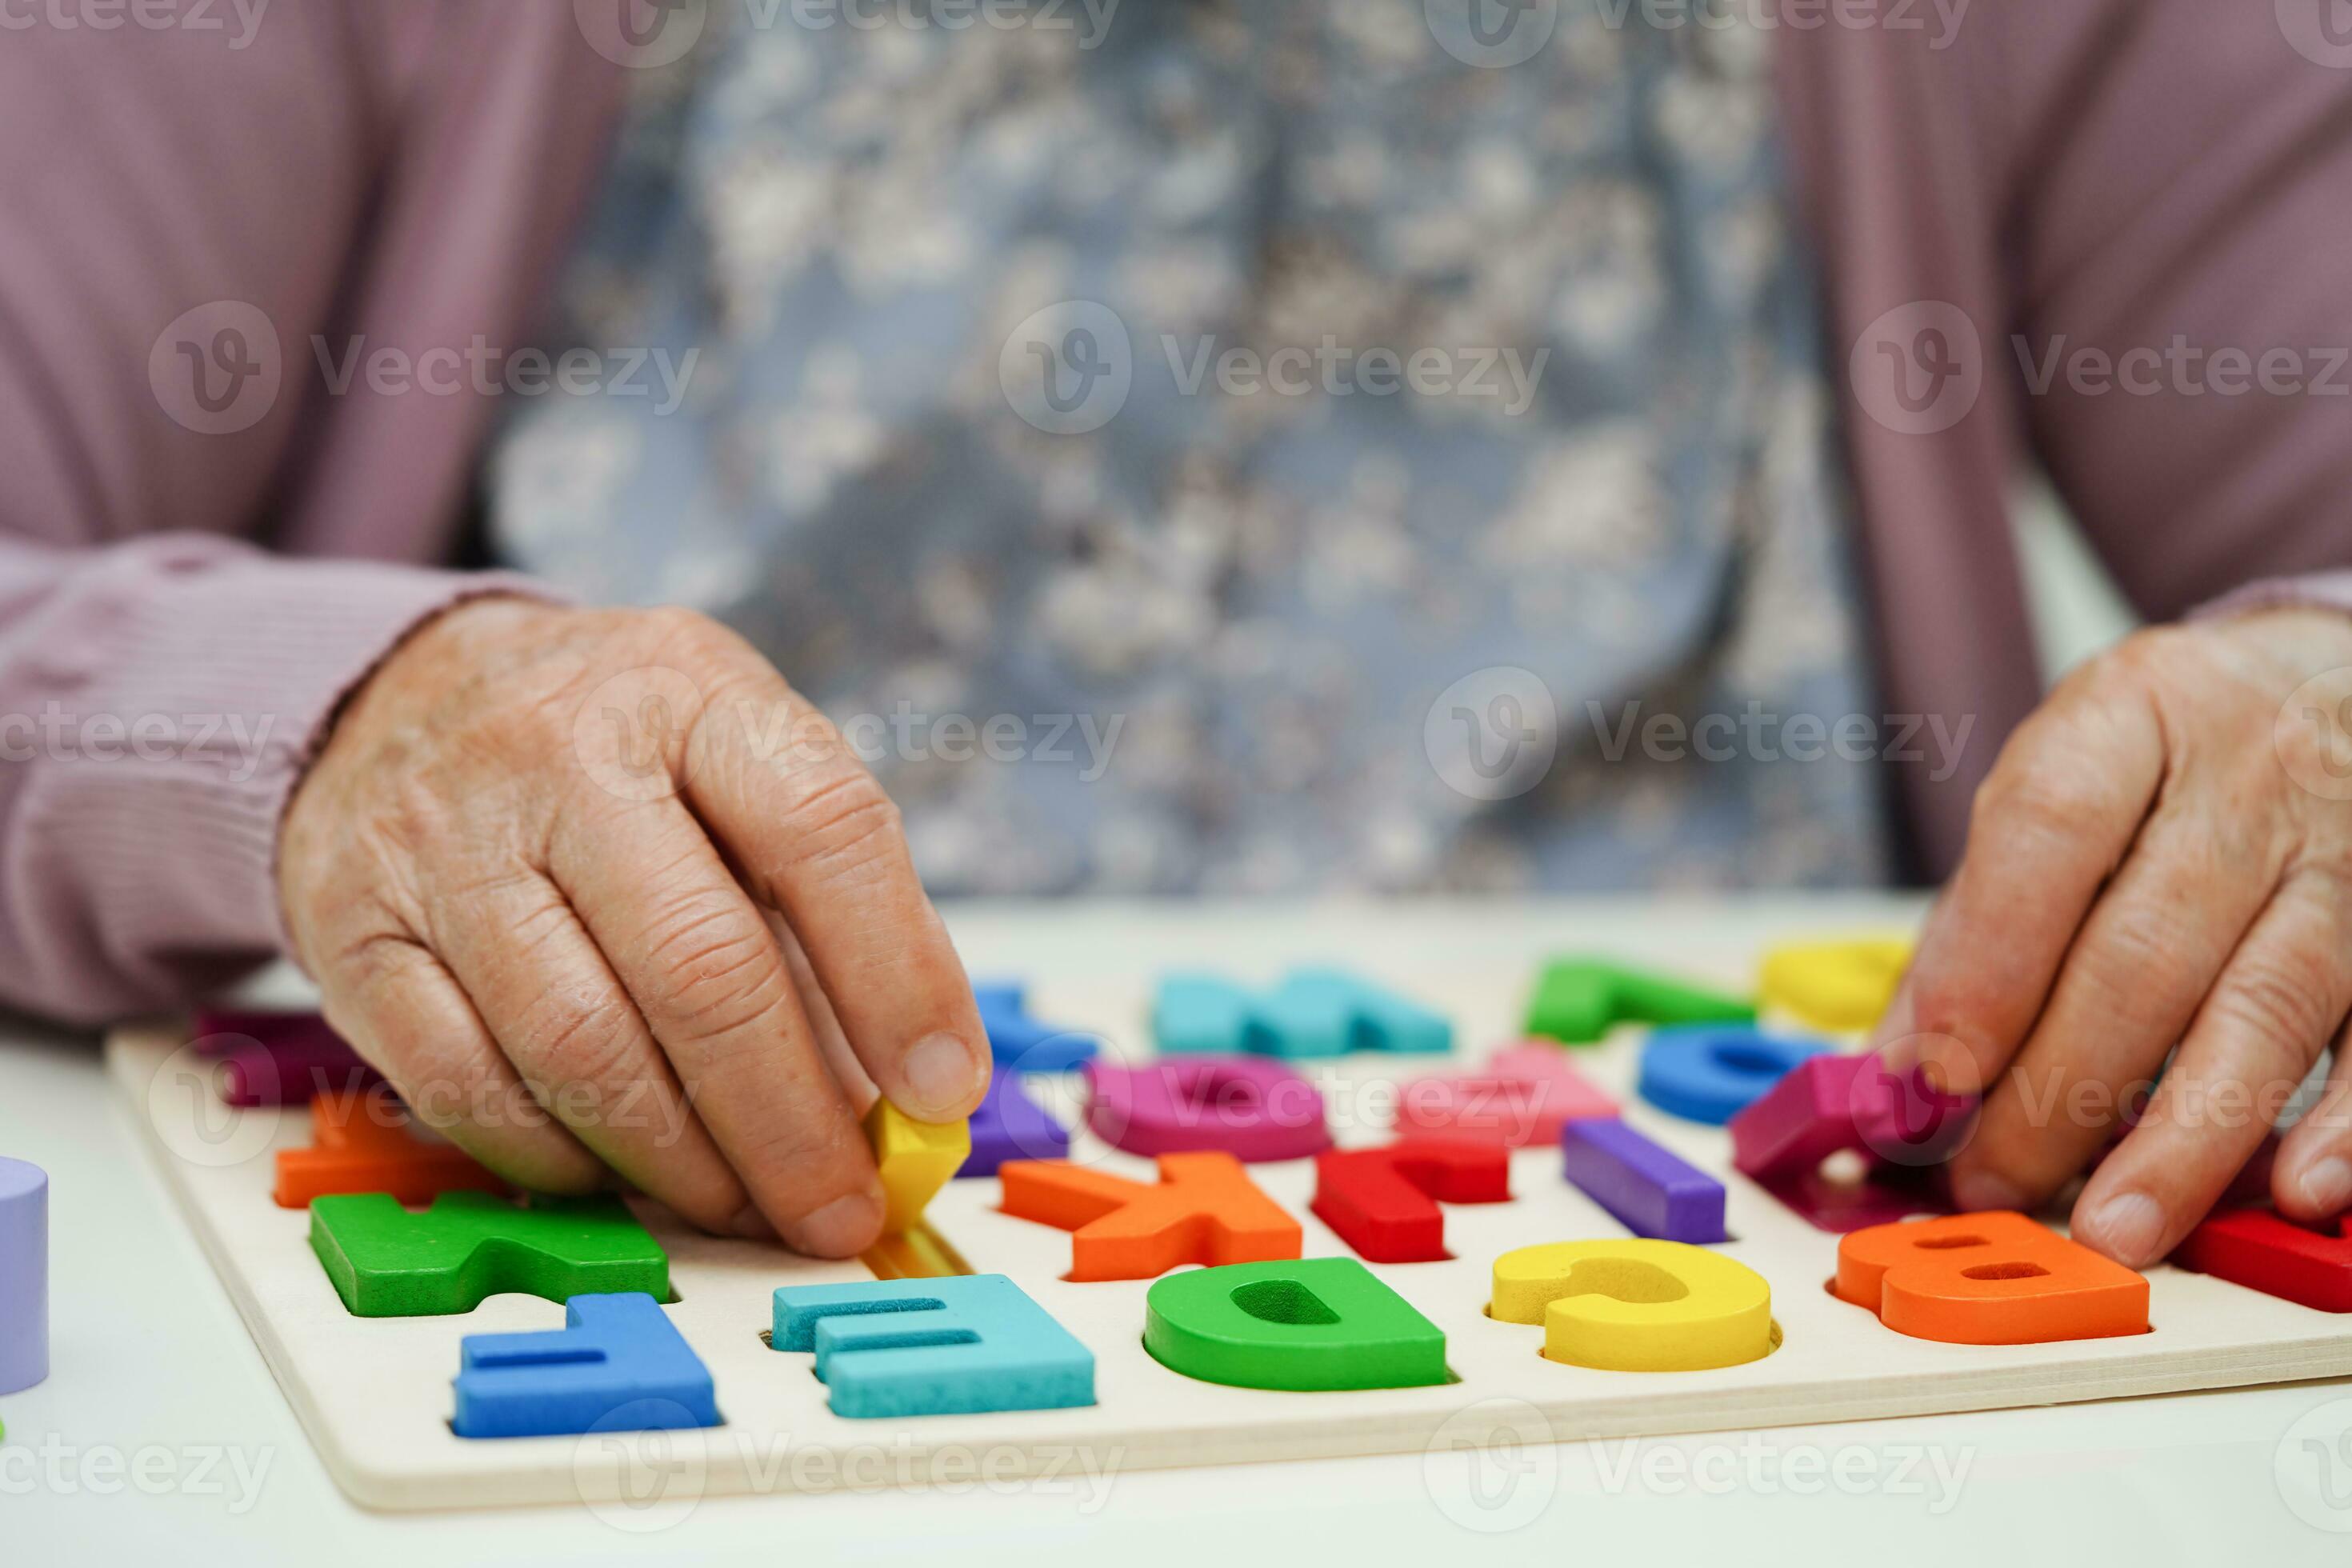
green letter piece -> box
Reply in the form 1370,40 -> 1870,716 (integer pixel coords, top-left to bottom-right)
310,1192 -> 670,1318
1526,958 -> 1754,1045
1144,1257 -> 1448,1391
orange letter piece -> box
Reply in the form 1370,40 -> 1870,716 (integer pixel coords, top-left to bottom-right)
999,1150 -> 1302,1282
1834,1210 -> 2147,1345
274,1087 -> 512,1209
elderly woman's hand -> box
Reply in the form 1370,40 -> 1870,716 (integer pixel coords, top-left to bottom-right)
1881,607 -> 2352,1268
277,597 -> 988,1258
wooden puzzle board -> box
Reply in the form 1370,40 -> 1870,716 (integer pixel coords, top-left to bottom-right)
106,951 -> 2352,1514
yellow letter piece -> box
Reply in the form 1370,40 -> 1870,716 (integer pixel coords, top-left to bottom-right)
1758,938 -> 1912,1032
865,1100 -> 970,1235
1490,1240 -> 1774,1371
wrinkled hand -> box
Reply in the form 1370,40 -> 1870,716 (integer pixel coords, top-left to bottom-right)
1879,607 -> 2352,1267
278,597 -> 988,1257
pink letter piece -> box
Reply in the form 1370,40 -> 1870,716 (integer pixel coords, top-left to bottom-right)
1083,1057 -> 1330,1163
1395,1042 -> 1618,1147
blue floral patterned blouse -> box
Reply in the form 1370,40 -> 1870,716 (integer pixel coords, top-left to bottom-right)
490,0 -> 1893,894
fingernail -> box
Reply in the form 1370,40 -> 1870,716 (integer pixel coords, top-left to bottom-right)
2297,1157 -> 2352,1218
903,1031 -> 983,1118
2080,1190 -> 2167,1266
727,1202 -> 777,1242
790,1190 -> 882,1258
1949,1167 -> 2028,1215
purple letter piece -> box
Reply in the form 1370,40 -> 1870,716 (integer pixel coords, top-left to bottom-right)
0,1157 -> 47,1394
1559,1118 -> 1726,1244
959,1074 -> 1071,1178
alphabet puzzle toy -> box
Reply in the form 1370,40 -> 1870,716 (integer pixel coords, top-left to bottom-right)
104,943 -> 2352,1510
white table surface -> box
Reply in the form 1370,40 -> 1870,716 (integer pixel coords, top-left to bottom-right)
5,897 -> 2349,1566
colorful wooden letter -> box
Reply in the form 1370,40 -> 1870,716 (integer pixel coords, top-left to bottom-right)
308,1192 -> 670,1318
1394,1043 -> 1618,1146
1560,1118 -> 1726,1244
974,981 -> 1098,1070
1524,958 -> 1754,1046
1154,969 -> 1450,1059
2174,1207 -> 2352,1313
191,1010 -> 382,1108
1310,1138 -> 1511,1262
1490,1240 -> 1774,1371
1834,1211 -> 2149,1344
866,1100 -> 970,1235
1145,1257 -> 1448,1391
771,1274 -> 1094,1418
1637,1027 -> 1829,1126
273,1086 -> 510,1208
999,1151 -> 1302,1281
1730,1054 -> 1970,1232
1083,1056 -> 1329,1162
0,1158 -> 46,1395
959,1073 -> 1070,1178
453,1292 -> 718,1439
1758,938 -> 1911,1031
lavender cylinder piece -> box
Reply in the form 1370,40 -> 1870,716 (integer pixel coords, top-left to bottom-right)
1559,1118 -> 1726,1245
0,1158 -> 48,1394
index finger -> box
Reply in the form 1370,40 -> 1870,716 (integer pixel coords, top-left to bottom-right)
1891,670 -> 2167,1102
682,649 -> 990,1125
